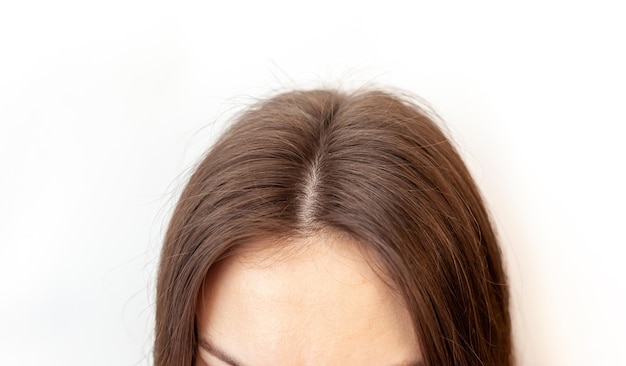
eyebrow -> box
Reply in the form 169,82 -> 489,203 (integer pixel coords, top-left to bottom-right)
198,338 -> 423,366
198,339 -> 246,366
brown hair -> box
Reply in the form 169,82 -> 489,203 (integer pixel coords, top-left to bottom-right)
154,88 -> 512,365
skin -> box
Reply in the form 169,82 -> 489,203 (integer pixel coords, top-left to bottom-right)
195,234 -> 422,366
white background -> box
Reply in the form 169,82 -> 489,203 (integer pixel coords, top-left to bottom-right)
1,1 -> 625,365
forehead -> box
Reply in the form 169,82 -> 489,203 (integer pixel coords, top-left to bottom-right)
196,235 -> 421,366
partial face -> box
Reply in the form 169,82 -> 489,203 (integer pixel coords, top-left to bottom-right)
195,235 -> 422,366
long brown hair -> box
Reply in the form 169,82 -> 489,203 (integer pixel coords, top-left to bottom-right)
155,88 -> 512,365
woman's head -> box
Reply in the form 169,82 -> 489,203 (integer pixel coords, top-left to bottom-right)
155,89 -> 512,365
